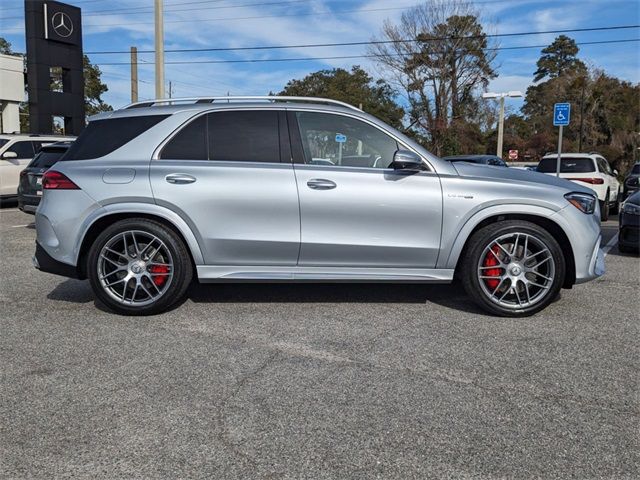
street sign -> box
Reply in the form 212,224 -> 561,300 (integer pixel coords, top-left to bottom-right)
508,150 -> 518,161
553,103 -> 570,126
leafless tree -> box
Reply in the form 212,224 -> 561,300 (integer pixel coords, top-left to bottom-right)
368,0 -> 497,154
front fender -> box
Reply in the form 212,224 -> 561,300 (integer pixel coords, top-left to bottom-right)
439,203 -> 571,269
73,202 -> 205,265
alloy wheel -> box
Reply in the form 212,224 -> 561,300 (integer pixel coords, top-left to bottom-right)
97,230 -> 174,307
477,232 -> 556,310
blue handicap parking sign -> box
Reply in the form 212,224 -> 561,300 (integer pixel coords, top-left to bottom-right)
553,103 -> 570,126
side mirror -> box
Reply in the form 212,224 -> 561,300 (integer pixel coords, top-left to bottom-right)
392,150 -> 424,171
1,151 -> 17,159
613,169 -> 618,176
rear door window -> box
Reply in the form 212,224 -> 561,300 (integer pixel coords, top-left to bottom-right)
62,115 -> 168,160
208,111 -> 280,163
537,157 -> 596,173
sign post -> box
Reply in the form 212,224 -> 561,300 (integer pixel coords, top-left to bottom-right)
553,103 -> 571,177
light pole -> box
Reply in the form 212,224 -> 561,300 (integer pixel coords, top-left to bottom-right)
482,91 -> 523,159
154,0 -> 165,99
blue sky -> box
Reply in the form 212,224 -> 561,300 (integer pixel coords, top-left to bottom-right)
1,0 -> 638,112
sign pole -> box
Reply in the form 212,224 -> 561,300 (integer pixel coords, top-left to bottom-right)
556,124 -> 563,177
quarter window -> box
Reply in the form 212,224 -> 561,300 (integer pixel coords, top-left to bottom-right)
160,114 -> 208,160
208,111 -> 280,163
295,112 -> 398,168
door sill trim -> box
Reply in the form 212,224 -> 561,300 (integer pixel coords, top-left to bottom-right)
196,265 -> 454,283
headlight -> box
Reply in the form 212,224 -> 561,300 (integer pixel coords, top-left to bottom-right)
565,192 -> 596,214
622,202 -> 640,215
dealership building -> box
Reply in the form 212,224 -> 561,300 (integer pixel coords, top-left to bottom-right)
0,53 -> 25,134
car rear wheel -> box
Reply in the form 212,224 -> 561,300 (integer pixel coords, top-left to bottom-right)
460,221 -> 565,317
87,218 -> 193,315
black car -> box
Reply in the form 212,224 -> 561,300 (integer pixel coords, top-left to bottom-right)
18,141 -> 71,214
623,162 -> 640,200
442,154 -> 508,167
619,190 -> 640,253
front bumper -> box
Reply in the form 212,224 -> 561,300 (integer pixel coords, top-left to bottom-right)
18,194 -> 40,214
33,242 -> 81,279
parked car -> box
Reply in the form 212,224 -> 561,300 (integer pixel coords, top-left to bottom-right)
623,162 -> 640,200
537,153 -> 621,221
442,154 -> 508,167
618,190 -> 640,253
18,141 -> 72,214
0,134 -> 75,199
33,96 -> 604,317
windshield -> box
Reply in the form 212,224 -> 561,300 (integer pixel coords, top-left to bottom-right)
632,164 -> 640,175
28,149 -> 68,169
537,157 -> 595,173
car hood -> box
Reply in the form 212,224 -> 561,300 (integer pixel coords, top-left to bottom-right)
451,162 -> 595,195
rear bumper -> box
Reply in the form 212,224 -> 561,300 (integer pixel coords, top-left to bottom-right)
18,194 -> 40,213
33,242 -> 82,279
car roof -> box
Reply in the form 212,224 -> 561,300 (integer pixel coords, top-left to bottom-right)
541,153 -> 599,159
39,141 -> 72,151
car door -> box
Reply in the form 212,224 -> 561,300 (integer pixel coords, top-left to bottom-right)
150,109 -> 300,266
289,110 -> 443,268
0,140 -> 36,196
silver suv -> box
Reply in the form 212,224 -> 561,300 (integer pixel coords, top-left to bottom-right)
34,96 -> 604,317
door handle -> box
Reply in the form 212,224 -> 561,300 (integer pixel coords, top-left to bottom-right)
307,178 -> 336,190
165,173 -> 196,185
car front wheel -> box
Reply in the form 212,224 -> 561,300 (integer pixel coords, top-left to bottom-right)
460,221 -> 566,317
87,218 -> 193,315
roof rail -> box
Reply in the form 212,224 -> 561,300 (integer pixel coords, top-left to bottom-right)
122,96 -> 362,112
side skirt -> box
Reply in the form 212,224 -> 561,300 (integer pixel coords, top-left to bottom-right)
196,265 -> 454,283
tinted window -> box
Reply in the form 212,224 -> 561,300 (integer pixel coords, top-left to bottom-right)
208,111 -> 280,163
29,149 -> 68,169
0,139 -> 8,149
160,115 -> 208,160
537,157 -> 595,173
295,112 -> 398,168
632,164 -> 640,175
7,141 -> 35,158
62,115 -> 168,160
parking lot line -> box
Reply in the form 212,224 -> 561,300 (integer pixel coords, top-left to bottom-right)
11,224 -> 30,228
602,233 -> 619,257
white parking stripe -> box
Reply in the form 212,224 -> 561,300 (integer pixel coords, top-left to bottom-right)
11,224 -> 30,228
602,233 -> 619,257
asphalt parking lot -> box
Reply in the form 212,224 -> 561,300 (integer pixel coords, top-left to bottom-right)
1,202 -> 638,479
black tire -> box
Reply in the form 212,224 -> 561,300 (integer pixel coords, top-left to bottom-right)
618,244 -> 638,255
600,194 -> 610,222
610,190 -> 620,215
460,220 -> 566,317
87,218 -> 193,315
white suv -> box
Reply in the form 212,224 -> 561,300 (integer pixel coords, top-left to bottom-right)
0,134 -> 75,199
537,153 -> 621,221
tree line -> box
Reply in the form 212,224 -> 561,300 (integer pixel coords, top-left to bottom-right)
280,1 -> 639,175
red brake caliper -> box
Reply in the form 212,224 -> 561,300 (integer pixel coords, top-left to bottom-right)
148,265 -> 169,287
483,246 -> 502,290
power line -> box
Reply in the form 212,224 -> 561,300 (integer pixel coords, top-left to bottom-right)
92,38 -> 640,65
84,25 -> 640,55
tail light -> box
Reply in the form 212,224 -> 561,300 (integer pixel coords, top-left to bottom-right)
42,170 -> 80,190
567,177 -> 604,185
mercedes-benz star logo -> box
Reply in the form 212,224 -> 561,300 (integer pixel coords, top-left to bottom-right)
51,12 -> 73,38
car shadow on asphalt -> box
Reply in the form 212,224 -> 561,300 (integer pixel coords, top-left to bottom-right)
186,282 -> 486,315
46,278 -> 486,315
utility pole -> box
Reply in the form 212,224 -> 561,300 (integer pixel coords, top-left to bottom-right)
154,0 -> 165,99
130,46 -> 138,103
482,91 -> 523,159
168,81 -> 172,98
578,79 -> 586,152
496,96 -> 505,159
